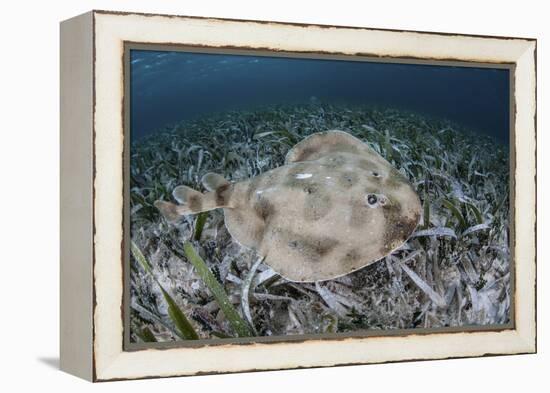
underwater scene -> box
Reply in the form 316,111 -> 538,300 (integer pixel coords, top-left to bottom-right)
128,49 -> 511,344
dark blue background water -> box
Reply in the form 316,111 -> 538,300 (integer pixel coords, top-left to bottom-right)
130,50 -> 510,144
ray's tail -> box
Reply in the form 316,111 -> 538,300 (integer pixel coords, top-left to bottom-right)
154,173 -> 233,223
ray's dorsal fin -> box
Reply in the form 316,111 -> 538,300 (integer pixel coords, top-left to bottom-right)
285,130 -> 369,164
155,178 -> 235,222
172,185 -> 208,213
173,185 -> 202,205
201,173 -> 230,192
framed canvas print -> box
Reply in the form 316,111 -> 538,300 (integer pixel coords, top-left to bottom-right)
60,10 -> 537,382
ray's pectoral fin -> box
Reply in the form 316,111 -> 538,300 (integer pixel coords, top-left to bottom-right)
284,130 -> 370,164
155,174 -> 234,223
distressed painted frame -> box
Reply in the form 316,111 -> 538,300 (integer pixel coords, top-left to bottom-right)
60,10 -> 536,382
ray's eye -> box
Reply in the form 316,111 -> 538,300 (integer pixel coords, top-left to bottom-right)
372,171 -> 380,178
366,193 -> 389,207
367,194 -> 378,205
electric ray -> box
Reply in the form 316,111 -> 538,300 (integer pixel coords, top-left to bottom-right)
155,130 -> 421,282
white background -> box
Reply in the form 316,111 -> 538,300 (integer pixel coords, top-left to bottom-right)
0,0 -> 546,391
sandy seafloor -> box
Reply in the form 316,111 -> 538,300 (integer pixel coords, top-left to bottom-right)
129,103 -> 511,343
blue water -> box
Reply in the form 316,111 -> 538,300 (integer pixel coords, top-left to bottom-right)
130,49 -> 510,144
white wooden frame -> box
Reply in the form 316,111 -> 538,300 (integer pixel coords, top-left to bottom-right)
60,10 -> 536,382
